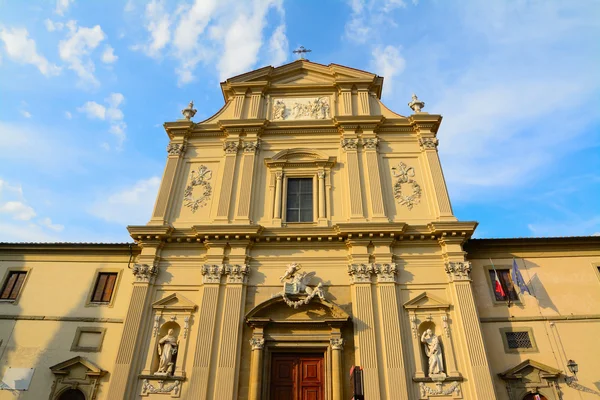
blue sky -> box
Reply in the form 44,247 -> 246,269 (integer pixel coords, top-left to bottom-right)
0,0 -> 599,242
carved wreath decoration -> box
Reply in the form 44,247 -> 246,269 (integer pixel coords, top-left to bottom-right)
392,162 -> 422,210
183,165 -> 213,212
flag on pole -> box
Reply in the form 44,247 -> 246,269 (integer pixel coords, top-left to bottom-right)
493,269 -> 506,299
512,259 -> 531,295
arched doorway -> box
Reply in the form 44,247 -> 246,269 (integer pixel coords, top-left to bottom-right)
523,394 -> 548,400
58,389 -> 86,400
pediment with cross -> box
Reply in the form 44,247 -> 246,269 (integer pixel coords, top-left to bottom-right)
403,292 -> 450,311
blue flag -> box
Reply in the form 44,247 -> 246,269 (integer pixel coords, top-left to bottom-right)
512,259 -> 531,295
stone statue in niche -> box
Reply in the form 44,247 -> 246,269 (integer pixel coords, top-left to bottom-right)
421,329 -> 445,378
155,329 -> 178,376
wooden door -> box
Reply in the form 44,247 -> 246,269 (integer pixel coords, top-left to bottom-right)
270,353 -> 324,400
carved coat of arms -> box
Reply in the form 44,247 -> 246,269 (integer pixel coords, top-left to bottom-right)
277,263 -> 325,308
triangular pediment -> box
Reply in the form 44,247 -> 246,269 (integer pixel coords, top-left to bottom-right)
403,292 -> 450,310
499,359 -> 562,380
152,293 -> 197,312
50,356 -> 105,377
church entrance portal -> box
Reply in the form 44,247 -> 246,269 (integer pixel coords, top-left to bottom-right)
270,353 -> 324,400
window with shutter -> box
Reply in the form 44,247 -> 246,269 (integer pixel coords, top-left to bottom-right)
0,271 -> 28,300
488,269 -> 519,301
91,272 -> 118,304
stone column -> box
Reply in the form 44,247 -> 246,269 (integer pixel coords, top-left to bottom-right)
235,138 -> 260,223
106,263 -> 159,399
441,236 -> 497,400
248,337 -> 265,400
362,137 -> 387,221
317,170 -> 326,220
341,138 -> 364,220
212,262 -> 250,400
216,138 -> 240,221
186,264 -> 224,399
273,171 -> 283,220
331,338 -> 344,400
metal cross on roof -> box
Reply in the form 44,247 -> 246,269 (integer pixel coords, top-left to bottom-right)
293,46 -> 312,60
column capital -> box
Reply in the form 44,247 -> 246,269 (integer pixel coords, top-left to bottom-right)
224,264 -> 250,284
223,140 -> 240,154
362,137 -> 379,150
242,140 -> 260,154
418,137 -> 439,151
348,263 -> 375,283
201,264 -> 225,284
340,138 -> 358,151
444,261 -> 472,282
250,337 -> 265,350
330,338 -> 344,350
166,142 -> 186,156
374,263 -> 398,283
132,263 -> 159,283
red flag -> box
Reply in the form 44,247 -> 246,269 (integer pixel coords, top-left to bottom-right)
494,270 -> 506,298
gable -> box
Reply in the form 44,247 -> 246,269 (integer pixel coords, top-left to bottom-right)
499,359 -> 562,380
403,292 -> 450,310
152,293 -> 197,312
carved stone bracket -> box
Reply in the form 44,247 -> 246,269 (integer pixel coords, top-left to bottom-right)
133,264 -> 159,283
348,263 -> 376,283
363,138 -> 379,150
223,140 -> 240,154
249,337 -> 265,350
374,263 -> 398,283
201,264 -> 225,284
183,165 -> 213,213
418,381 -> 461,399
141,379 -> 181,396
330,338 -> 344,350
392,162 -> 422,210
166,143 -> 186,155
340,138 -> 358,151
242,140 -> 260,153
224,264 -> 250,284
418,138 -> 438,150
444,262 -> 472,282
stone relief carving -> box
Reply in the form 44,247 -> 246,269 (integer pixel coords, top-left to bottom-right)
155,329 -> 178,376
272,97 -> 330,121
201,264 -> 225,284
422,329 -> 445,378
444,261 -> 472,281
166,143 -> 185,155
249,338 -> 265,350
133,264 -> 159,283
348,263 -> 376,283
441,315 -> 450,338
142,379 -> 180,395
330,338 -> 344,350
340,138 -> 358,151
183,317 -> 190,339
223,140 -> 240,154
374,263 -> 398,283
392,162 -> 422,210
419,138 -> 438,150
183,165 -> 213,213
242,140 -> 260,153
224,264 -> 250,284
363,138 -> 379,150
153,316 -> 161,337
419,381 -> 460,399
276,263 -> 326,309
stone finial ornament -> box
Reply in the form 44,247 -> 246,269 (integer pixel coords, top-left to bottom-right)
181,101 -> 197,121
408,94 -> 425,113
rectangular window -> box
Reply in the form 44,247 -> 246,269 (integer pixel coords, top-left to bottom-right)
505,331 -> 533,349
0,271 -> 27,300
91,272 -> 118,303
488,269 -> 519,301
286,178 -> 313,222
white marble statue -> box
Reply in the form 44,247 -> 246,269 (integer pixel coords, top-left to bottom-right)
421,329 -> 444,376
156,329 -> 178,375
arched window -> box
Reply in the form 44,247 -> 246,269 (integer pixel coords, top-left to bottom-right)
58,389 -> 86,400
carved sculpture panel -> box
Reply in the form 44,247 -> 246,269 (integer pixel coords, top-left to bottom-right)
271,97 -> 330,121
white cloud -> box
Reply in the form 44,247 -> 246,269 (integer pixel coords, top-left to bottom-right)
55,0 -> 74,16
77,101 -> 106,119
20,110 -> 32,118
371,45 -> 405,95
0,27 -> 61,76
101,46 -> 117,63
58,22 -> 106,86
124,0 -> 135,13
44,19 -> 65,32
65,111 -> 72,119
141,0 -> 172,58
77,93 -> 126,148
89,177 -> 161,225
39,217 -> 64,232
267,24 -> 288,67
0,201 -> 36,221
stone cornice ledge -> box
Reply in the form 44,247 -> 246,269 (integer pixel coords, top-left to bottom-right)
128,225 -> 174,241
335,222 -> 407,237
193,224 -> 264,239
163,120 -> 194,140
428,221 -> 478,241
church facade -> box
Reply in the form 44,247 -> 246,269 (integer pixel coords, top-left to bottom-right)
1,60 -> 599,400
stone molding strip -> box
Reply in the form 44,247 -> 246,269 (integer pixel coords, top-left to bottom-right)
0,314 -> 124,323
480,314 -> 600,323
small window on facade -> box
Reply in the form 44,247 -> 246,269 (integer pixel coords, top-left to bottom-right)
488,269 -> 519,301
505,331 -> 533,349
0,271 -> 28,300
286,178 -> 313,222
91,273 -> 118,303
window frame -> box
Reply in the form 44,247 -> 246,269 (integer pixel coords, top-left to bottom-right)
86,269 -> 123,308
284,176 -> 315,223
484,265 -> 522,305
70,326 -> 107,352
0,267 -> 31,305
500,327 -> 538,353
